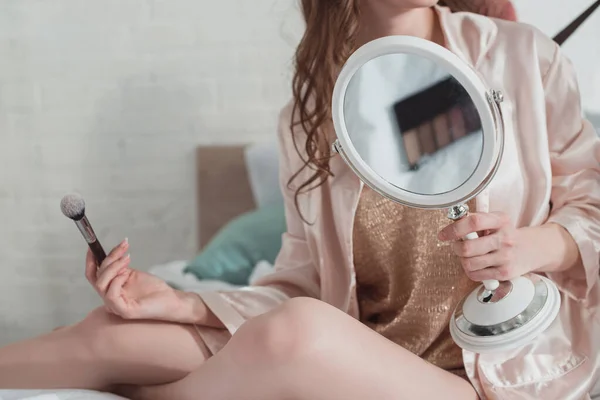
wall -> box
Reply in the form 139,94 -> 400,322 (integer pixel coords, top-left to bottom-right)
0,0 -> 302,345
0,0 -> 598,345
513,0 -> 600,113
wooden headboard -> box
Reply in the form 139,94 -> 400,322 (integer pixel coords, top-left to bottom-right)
196,146 -> 256,250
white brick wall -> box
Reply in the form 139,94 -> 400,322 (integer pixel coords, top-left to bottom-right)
1,0 -> 598,346
0,0 -> 302,345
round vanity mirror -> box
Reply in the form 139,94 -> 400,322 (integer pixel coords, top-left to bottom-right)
331,36 -> 561,354
332,36 -> 502,209
343,53 -> 484,196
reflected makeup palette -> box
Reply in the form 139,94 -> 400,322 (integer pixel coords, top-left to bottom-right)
393,77 -> 482,170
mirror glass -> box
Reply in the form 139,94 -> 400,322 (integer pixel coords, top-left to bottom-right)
343,53 -> 484,195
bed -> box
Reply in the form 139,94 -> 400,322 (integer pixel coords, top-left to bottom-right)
1,143 -> 599,399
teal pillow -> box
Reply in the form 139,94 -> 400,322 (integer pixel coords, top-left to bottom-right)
184,203 -> 286,285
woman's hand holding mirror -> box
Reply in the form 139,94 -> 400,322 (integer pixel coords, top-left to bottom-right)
438,212 -> 527,282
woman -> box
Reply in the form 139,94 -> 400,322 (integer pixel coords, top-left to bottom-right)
1,1 -> 599,399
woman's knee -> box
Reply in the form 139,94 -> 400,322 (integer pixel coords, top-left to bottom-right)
227,297 -> 337,366
69,307 -> 126,360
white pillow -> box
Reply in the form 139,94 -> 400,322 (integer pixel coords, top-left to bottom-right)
244,140 -> 283,207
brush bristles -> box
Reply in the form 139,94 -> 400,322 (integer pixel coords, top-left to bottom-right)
60,193 -> 86,221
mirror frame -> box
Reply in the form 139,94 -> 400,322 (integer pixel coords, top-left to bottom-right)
331,35 -> 505,209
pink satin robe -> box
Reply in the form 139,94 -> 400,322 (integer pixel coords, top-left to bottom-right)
195,7 -> 600,399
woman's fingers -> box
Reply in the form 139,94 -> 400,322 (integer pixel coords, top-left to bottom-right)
104,271 -> 131,318
96,254 -> 131,295
85,248 -> 98,285
460,248 -> 512,273
465,265 -> 512,282
451,233 -> 503,258
439,212 -> 510,241
98,238 -> 129,273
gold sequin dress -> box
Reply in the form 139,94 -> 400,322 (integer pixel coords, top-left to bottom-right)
353,186 -> 479,378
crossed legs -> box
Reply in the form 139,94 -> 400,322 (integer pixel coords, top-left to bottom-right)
0,298 -> 477,399
134,297 -> 478,400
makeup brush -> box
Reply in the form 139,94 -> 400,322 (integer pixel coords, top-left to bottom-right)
60,193 -> 106,266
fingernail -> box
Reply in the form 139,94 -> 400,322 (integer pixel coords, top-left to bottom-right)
123,238 -> 128,245
125,253 -> 131,260
438,231 -> 446,241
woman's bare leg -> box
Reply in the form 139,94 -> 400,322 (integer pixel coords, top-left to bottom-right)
0,307 -> 209,390
135,297 -> 478,400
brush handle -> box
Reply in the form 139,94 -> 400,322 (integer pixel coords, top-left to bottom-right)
74,216 -> 106,267
463,232 -> 500,291
89,240 -> 107,266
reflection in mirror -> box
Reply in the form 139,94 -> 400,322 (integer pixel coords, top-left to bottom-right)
343,54 -> 484,195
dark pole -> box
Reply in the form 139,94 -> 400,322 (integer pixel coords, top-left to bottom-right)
553,0 -> 600,45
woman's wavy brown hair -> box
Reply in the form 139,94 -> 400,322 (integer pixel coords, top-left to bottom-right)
287,0 -> 511,221
288,0 -> 361,220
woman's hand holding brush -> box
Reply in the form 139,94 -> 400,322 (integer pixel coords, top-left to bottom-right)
85,238 -> 223,328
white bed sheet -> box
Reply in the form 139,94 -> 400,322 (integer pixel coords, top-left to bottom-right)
0,390 -> 126,400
